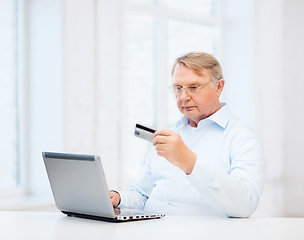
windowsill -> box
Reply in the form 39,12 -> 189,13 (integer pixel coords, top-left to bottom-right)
0,195 -> 58,212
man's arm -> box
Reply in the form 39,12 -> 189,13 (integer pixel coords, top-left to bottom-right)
110,149 -> 156,210
153,128 -> 265,217
187,134 -> 265,217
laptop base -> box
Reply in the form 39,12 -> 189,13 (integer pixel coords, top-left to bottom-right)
62,211 -> 164,223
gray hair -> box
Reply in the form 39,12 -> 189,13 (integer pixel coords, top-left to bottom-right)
171,52 -> 223,83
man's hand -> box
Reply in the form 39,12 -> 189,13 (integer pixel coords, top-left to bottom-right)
152,129 -> 196,174
110,191 -> 121,207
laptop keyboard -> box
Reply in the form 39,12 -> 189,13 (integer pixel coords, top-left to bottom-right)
115,207 -> 145,216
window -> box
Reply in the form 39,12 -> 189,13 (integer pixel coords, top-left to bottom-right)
120,0 -> 220,187
0,0 -> 20,194
0,0 -> 223,202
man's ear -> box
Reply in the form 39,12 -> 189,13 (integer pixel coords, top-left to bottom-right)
216,79 -> 225,96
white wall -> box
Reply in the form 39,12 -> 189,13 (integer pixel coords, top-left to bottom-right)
253,0 -> 304,217
63,0 -> 98,155
63,0 -> 123,189
26,0 -> 63,197
221,0 -> 254,127
281,0 -> 304,217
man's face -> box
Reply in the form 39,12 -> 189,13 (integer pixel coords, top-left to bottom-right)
172,64 -> 224,127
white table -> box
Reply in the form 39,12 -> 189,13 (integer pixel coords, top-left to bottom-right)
1,211 -> 304,240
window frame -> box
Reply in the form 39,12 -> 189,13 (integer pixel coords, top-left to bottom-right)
0,0 -> 29,199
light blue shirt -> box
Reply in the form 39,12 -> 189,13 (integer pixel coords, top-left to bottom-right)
119,104 -> 265,217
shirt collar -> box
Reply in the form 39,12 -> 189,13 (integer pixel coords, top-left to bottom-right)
207,103 -> 230,129
176,103 -> 231,129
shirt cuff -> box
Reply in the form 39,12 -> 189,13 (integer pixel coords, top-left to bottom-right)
118,190 -> 146,210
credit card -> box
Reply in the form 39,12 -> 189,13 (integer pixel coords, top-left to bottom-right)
134,124 -> 156,142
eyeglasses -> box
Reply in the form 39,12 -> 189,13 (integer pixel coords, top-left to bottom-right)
169,80 -> 212,96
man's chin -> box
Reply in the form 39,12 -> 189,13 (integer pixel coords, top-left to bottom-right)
183,112 -> 198,121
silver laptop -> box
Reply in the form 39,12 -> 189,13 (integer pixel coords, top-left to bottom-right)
42,152 -> 165,222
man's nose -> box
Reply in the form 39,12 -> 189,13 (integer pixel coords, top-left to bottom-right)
179,89 -> 190,100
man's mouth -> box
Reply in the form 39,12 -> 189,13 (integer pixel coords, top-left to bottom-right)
183,106 -> 195,111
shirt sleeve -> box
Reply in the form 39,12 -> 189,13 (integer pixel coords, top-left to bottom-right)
187,128 -> 265,218
118,149 -> 155,209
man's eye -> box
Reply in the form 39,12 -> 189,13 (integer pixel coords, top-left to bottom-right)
187,86 -> 199,93
175,86 -> 183,90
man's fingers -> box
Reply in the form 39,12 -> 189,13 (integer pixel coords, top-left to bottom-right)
155,149 -> 166,157
153,135 -> 168,146
109,191 -> 120,207
155,143 -> 166,151
153,129 -> 174,137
